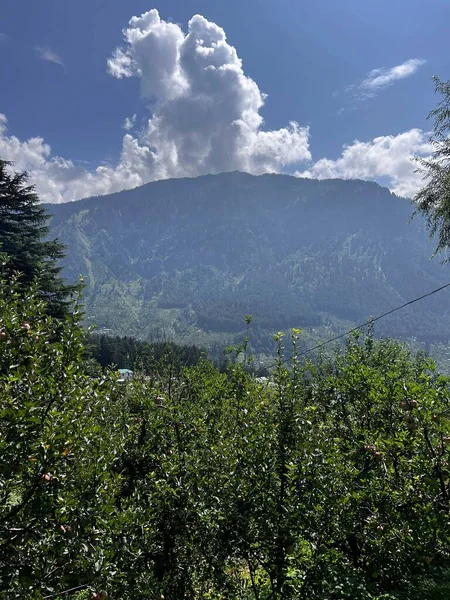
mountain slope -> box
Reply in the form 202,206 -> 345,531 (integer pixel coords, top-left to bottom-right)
47,172 -> 450,359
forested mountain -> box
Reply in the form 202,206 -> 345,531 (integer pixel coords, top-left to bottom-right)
47,171 -> 450,360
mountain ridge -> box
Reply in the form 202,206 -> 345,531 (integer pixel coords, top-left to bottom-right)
47,171 -> 399,214
46,172 -> 450,364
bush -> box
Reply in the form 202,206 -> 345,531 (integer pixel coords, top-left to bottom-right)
0,267 -> 125,598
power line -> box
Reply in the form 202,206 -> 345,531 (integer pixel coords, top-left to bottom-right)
43,584 -> 88,599
264,280 -> 450,369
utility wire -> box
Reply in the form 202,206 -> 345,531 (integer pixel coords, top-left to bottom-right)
43,584 -> 88,599
263,280 -> 450,370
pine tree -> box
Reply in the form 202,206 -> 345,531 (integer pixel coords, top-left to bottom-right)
0,159 -> 75,316
413,77 -> 450,258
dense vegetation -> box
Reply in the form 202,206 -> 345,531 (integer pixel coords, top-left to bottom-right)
46,172 -> 450,363
3,269 -> 450,599
86,333 -> 204,372
0,159 -> 75,317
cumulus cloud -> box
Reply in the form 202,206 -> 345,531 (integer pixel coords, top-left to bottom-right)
107,10 -> 311,178
36,46 -> 66,69
297,129 -> 432,198
0,113 -> 153,203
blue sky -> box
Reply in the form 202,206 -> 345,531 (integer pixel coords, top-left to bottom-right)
0,0 -> 449,202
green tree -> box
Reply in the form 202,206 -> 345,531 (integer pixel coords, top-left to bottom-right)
0,265 -> 125,599
0,159 -> 74,316
414,77 -> 450,257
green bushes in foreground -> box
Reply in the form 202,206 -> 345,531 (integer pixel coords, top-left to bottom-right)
2,271 -> 450,599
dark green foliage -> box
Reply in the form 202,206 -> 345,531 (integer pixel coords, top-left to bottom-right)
196,295 -> 322,333
413,78 -> 450,258
86,333 -> 203,371
46,172 -> 450,354
0,159 -> 75,316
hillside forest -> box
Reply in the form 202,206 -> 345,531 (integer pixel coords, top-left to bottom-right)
46,171 -> 450,371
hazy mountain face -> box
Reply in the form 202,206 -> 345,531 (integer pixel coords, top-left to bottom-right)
47,172 -> 450,355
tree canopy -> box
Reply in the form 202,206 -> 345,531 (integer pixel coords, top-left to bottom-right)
0,159 -> 74,316
414,77 -> 450,258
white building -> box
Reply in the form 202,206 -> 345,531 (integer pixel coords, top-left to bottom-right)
117,368 -> 133,383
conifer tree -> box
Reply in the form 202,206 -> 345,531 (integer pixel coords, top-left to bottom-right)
414,77 -> 450,257
0,159 -> 74,316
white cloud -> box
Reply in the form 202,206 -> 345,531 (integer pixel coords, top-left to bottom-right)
123,114 -> 137,131
107,10 -> 311,178
36,46 -> 65,69
349,58 -> 426,102
0,113 -> 153,203
362,59 -> 426,92
297,129 -> 432,198
336,59 -> 427,112
107,10 -> 187,101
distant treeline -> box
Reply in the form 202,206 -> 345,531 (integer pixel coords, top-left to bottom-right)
85,333 -> 271,375
86,333 -> 204,371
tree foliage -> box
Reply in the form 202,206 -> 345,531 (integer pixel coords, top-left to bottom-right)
86,333 -> 204,372
0,265 -> 128,598
414,77 -> 450,258
0,159 -> 74,316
